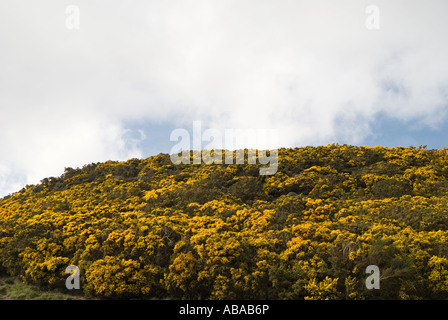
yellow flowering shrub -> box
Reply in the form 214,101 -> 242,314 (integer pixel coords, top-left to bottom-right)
0,145 -> 448,299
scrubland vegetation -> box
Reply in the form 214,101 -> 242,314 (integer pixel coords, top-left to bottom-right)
1,145 -> 448,299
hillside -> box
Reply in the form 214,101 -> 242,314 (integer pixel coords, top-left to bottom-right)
1,145 -> 448,299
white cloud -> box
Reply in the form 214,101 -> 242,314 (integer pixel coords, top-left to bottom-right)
1,0 -> 448,196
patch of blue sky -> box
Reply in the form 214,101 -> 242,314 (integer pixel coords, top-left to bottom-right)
362,113 -> 448,150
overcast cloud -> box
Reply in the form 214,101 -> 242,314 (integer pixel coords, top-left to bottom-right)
1,0 -> 448,196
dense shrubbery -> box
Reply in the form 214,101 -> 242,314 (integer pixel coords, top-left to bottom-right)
1,145 -> 448,299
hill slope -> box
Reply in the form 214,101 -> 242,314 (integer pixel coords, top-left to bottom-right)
1,145 -> 448,299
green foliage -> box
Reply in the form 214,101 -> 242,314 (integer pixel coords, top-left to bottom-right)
0,276 -> 83,300
1,145 -> 448,299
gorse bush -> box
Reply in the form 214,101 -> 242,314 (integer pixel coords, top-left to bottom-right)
1,145 -> 448,299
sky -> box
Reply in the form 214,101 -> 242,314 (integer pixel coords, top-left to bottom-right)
1,0 -> 448,197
